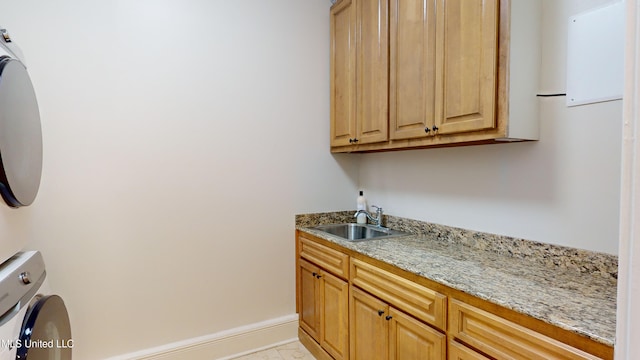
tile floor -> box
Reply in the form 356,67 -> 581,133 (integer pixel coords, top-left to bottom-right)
230,341 -> 316,360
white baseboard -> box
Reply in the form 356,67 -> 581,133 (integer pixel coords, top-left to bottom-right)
105,314 -> 299,360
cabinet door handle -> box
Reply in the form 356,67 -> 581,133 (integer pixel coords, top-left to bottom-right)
385,315 -> 393,321
316,274 -> 322,279
432,125 -> 439,132
312,272 -> 317,277
424,127 -> 430,134
378,310 -> 384,316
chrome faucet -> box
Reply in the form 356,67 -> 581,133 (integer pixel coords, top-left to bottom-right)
354,205 -> 384,227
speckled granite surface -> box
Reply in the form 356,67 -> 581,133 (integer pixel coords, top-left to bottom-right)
295,211 -> 617,347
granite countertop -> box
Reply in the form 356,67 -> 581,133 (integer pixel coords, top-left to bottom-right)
296,211 -> 618,347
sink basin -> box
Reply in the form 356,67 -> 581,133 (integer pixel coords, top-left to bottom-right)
312,223 -> 410,242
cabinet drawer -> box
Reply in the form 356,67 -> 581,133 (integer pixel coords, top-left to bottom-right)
299,235 -> 349,279
350,258 -> 446,330
449,300 -> 601,360
448,340 -> 491,360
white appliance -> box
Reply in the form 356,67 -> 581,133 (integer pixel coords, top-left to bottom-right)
0,26 -> 44,265
0,251 -> 71,360
0,27 -> 71,360
0,27 -> 42,209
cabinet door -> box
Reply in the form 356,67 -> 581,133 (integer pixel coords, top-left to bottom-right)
321,271 -> 349,360
389,0 -> 438,140
388,308 -> 446,360
436,0 -> 498,135
331,0 -> 357,146
356,0 -> 389,144
299,259 -> 321,340
350,286 -> 388,360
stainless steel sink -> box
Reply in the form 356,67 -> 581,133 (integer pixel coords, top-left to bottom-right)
312,223 -> 410,242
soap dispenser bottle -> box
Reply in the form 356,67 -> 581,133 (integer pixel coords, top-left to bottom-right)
356,190 -> 367,224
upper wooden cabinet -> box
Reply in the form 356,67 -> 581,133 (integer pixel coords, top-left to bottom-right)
330,0 -> 541,153
331,0 -> 389,146
330,0 -> 357,146
436,0 -> 498,136
388,0 -> 438,140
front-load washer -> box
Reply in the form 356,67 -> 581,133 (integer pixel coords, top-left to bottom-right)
0,26 -> 44,266
0,26 -> 43,209
0,251 -> 72,360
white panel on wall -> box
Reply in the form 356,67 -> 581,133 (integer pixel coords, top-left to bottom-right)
566,1 -> 624,107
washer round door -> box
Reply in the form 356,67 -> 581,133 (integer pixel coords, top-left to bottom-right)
16,295 -> 72,360
0,55 -> 42,208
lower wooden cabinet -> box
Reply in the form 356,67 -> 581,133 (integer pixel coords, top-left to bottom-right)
448,340 -> 491,360
299,258 -> 349,360
449,300 -> 601,360
350,286 -> 446,360
299,259 -> 321,340
350,258 -> 446,330
350,286 -> 388,360
296,231 -> 613,360
322,271 -> 350,359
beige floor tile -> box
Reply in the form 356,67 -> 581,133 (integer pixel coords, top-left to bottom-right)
231,348 -> 282,360
274,341 -> 315,359
231,341 -> 315,360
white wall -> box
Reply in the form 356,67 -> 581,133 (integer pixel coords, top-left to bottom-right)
358,0 -> 622,255
0,0 -> 357,358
